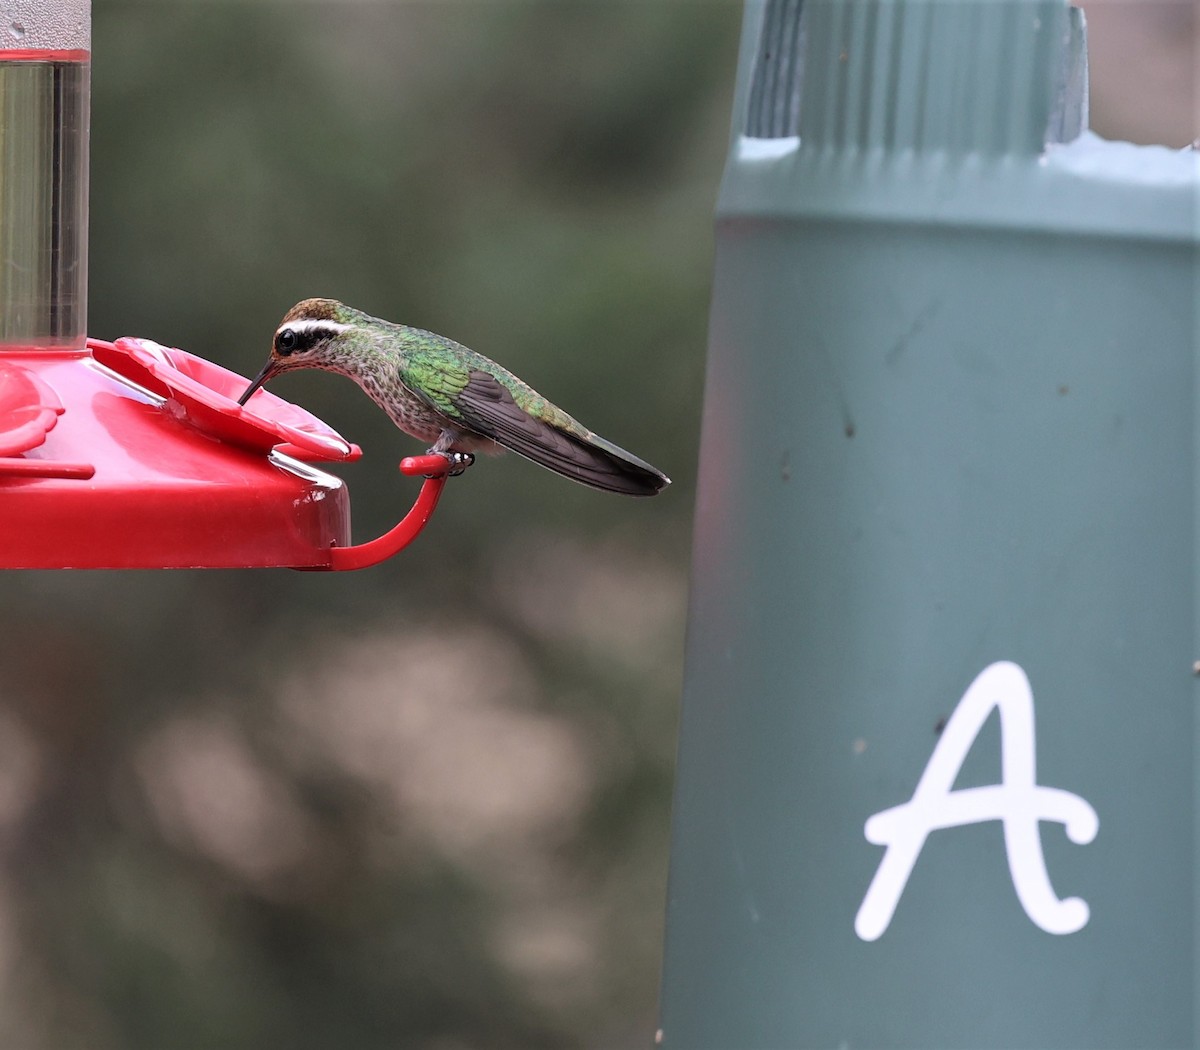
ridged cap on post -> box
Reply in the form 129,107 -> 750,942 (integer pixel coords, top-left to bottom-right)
746,0 -> 1087,154
724,0 -> 1192,243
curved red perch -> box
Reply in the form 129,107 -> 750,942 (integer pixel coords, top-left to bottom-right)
320,455 -> 452,571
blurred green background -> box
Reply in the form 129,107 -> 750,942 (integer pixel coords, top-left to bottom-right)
1,1 -> 1194,1047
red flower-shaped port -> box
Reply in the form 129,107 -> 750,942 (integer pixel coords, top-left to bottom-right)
89,337 -> 362,463
0,360 -> 65,455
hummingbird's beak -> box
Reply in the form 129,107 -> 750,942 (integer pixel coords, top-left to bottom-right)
236,358 -> 279,406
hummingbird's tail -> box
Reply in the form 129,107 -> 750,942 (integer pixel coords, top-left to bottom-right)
501,424 -> 670,496
441,368 -> 671,496
530,429 -> 672,499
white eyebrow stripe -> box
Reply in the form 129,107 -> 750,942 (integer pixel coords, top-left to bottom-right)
279,319 -> 352,336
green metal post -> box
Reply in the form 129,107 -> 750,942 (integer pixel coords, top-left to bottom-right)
659,0 -> 1198,1045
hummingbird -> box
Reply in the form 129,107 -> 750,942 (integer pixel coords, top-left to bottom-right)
237,299 -> 670,496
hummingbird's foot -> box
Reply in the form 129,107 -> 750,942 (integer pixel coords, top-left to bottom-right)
424,450 -> 474,478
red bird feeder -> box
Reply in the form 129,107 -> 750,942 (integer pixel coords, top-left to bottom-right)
0,6 -> 452,570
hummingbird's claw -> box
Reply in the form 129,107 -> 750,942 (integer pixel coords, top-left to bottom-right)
448,452 -> 475,477
424,451 -> 475,478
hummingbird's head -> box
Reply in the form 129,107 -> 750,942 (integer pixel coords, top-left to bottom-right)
236,298 -> 355,406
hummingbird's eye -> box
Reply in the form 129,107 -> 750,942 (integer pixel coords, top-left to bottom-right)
275,328 -> 299,355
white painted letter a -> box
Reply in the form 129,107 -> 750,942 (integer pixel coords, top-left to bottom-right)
855,661 -> 1099,942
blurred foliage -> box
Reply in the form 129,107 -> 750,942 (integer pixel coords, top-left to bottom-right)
3,2 -> 741,1048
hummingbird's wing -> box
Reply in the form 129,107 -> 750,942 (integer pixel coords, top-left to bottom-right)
396,350 -> 667,495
